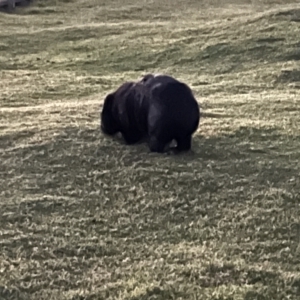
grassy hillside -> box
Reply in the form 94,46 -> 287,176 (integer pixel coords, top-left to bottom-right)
1,0 -> 300,299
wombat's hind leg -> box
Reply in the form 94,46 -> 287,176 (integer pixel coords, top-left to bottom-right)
175,135 -> 192,152
148,135 -> 168,153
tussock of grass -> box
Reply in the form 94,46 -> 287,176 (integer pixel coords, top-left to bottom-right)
1,0 -> 300,299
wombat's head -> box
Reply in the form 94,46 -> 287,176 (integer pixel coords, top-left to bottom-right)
100,93 -> 119,135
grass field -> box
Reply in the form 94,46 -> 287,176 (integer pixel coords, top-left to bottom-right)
1,0 -> 300,299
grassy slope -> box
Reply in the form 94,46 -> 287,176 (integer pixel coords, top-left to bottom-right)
1,0 -> 300,299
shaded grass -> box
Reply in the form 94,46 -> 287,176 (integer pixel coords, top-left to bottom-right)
1,0 -> 300,299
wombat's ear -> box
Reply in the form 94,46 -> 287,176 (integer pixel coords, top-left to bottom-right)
140,74 -> 154,83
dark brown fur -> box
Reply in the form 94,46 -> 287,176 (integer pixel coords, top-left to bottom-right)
101,74 -> 200,153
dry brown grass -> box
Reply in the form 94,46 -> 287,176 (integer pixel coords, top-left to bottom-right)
1,0 -> 300,299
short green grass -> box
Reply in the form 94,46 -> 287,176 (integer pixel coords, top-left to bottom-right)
1,0 -> 300,299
